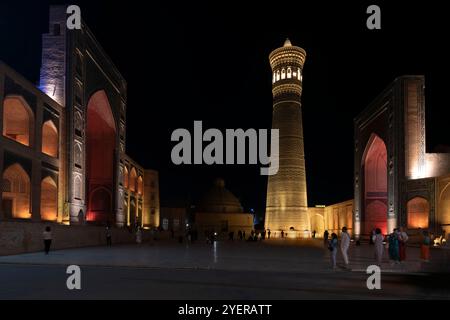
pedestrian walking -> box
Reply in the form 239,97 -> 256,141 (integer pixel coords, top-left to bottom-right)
267,229 -> 271,239
372,228 -> 384,265
399,227 -> 409,262
329,233 -> 338,269
420,230 -> 431,262
388,228 -> 400,263
106,226 -> 112,246
323,230 -> 329,245
340,227 -> 350,268
136,226 -> 142,244
369,229 -> 375,245
43,226 -> 52,255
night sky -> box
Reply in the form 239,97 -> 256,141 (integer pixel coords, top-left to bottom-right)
1,1 -> 449,219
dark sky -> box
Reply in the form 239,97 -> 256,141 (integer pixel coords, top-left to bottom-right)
1,1 -> 449,218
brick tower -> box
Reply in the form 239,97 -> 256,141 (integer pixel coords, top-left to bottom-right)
265,39 -> 310,238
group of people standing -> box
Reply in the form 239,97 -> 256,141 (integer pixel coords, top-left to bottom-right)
386,227 -> 408,264
386,227 -> 431,263
324,227 -> 351,270
324,226 -> 433,270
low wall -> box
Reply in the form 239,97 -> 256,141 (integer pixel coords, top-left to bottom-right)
0,221 -> 149,256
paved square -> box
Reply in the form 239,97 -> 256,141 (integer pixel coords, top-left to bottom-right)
0,239 -> 449,299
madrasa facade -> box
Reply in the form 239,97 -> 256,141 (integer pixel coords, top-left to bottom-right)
0,6 -> 160,230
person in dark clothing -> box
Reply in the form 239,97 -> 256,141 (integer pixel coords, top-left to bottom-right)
43,226 -> 52,255
323,230 -> 329,245
106,226 -> 112,246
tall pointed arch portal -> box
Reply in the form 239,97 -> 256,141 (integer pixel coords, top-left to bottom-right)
86,90 -> 117,224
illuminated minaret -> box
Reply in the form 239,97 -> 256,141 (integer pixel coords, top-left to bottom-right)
265,39 -> 310,237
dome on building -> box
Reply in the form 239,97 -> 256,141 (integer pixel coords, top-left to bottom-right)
283,38 -> 292,47
197,178 -> 243,213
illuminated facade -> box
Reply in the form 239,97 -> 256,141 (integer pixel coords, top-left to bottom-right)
353,76 -> 450,239
265,39 -> 310,237
0,6 -> 159,229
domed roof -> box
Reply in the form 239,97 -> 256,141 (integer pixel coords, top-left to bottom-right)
197,178 -> 243,213
283,38 -> 292,47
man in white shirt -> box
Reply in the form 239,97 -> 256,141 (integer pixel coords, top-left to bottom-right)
340,226 -> 351,268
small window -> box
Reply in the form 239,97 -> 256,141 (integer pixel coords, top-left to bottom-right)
151,208 -> 155,215
287,67 -> 292,79
162,218 -> 169,231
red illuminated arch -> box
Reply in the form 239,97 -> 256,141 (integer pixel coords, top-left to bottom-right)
363,134 -> 388,234
86,90 -> 116,224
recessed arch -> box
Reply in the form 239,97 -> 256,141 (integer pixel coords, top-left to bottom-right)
439,183 -> 450,235
2,163 -> 31,219
86,90 -> 116,224
2,96 -> 34,146
129,167 -> 137,192
42,120 -> 58,157
137,176 -> 143,195
123,166 -> 129,189
363,134 -> 388,234
40,176 -> 58,221
407,196 -> 429,229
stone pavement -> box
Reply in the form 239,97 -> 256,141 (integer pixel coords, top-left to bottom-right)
0,238 -> 448,275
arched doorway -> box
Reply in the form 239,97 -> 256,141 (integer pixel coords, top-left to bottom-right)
40,176 -> 58,221
129,167 -> 137,192
407,197 -> 429,229
41,120 -> 58,157
129,198 -> 136,228
439,184 -> 450,237
2,163 -> 31,219
123,166 -> 129,189
363,134 -> 388,234
86,90 -> 116,224
312,214 -> 325,236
